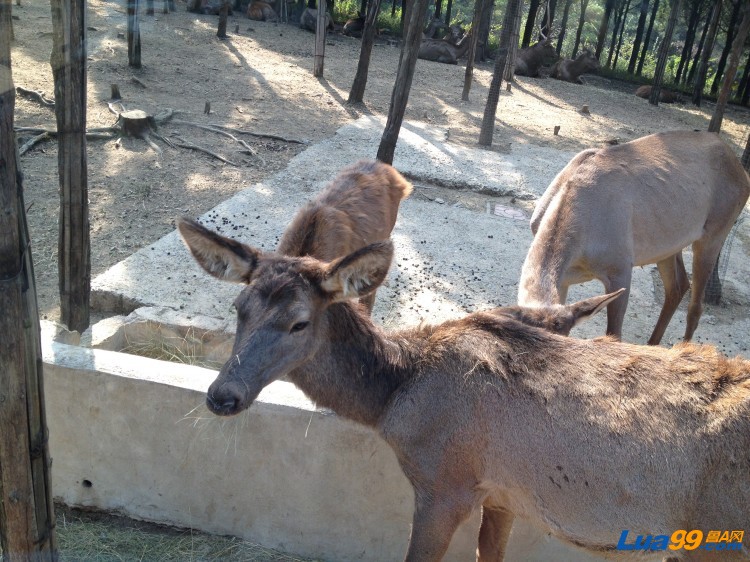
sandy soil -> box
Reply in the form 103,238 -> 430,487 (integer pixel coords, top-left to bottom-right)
9,0 -> 750,324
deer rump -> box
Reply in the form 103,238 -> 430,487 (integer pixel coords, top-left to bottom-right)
519,130 -> 750,344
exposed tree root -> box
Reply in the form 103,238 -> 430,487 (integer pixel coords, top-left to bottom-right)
171,136 -> 239,166
16,86 -> 55,108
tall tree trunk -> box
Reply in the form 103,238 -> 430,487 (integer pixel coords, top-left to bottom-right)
607,0 -> 625,68
217,0 -> 229,38
376,0 -> 429,163
636,0 -> 659,75
479,0 -> 522,146
348,0 -> 384,103
595,0 -> 616,59
146,0 -> 154,15
675,0 -> 701,83
710,0 -> 741,95
51,0 -> 90,332
736,48 -> 750,104
463,0 -> 487,100
521,0 -> 541,48
392,0 -> 396,17
434,0 -> 441,19
504,0 -> 523,81
627,0 -> 649,73
313,0 -> 328,76
555,0 -> 574,54
692,0 -> 722,106
475,0 -> 495,61
708,3 -> 750,131
685,4 -> 711,84
127,0 -> 141,68
361,0 -> 367,15
649,0 -> 682,105
0,3 -> 58,560
572,0 -> 590,56
444,0 -> 452,24
612,0 -> 631,69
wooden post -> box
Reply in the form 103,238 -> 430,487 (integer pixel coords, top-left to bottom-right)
217,0 -> 229,38
0,3 -> 57,560
649,0 -> 681,106
348,0 -> 384,103
462,0 -> 486,101
314,0 -> 327,76
127,0 -> 141,68
51,0 -> 91,332
376,0 -> 430,164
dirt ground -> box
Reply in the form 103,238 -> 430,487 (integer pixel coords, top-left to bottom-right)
10,0 -> 750,323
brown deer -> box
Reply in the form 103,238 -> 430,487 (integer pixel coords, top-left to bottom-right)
177,226 -> 750,561
276,159 -> 411,313
635,85 -> 681,103
300,7 -> 333,31
550,49 -> 600,84
247,0 -> 278,21
418,32 -> 473,65
514,38 -> 558,77
519,130 -> 750,345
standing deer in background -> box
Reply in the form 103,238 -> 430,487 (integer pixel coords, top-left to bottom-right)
177,226 -> 750,561
519,130 -> 750,345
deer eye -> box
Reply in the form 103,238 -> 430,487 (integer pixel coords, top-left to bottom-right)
290,321 -> 309,334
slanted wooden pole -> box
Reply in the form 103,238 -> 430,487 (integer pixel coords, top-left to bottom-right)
51,0 -> 91,332
0,2 -> 57,559
314,0 -> 328,76
376,0 -> 430,163
348,0 -> 384,103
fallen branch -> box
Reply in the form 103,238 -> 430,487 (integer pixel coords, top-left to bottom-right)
16,127 -> 119,155
171,136 -> 238,166
172,120 -> 258,155
16,86 -> 55,108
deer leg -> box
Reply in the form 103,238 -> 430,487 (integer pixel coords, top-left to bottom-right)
684,240 -> 724,342
648,253 -> 690,345
359,292 -> 376,315
602,268 -> 632,339
477,506 -> 514,562
404,493 -> 474,562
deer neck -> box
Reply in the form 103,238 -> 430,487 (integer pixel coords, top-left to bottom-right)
288,303 -> 415,428
455,33 -> 472,58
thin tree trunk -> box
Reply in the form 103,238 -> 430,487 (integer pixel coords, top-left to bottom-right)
739,49 -> 750,105
314,0 -> 328,76
692,0 -> 722,106
434,0 -> 441,19
127,0 -> 141,68
649,0 -> 681,105
376,0 -> 429,163
51,0 -> 91,332
479,0 -> 522,146
595,0 -> 616,60
503,0 -> 523,81
475,0 -> 495,61
708,3 -> 750,132
463,0 -> 487,100
685,3 -> 710,85
392,0 -> 396,17
444,0 -> 452,25
675,0 -> 701,83
612,0 -> 631,69
710,0 -> 741,95
348,0 -> 384,103
217,0 -> 229,37
555,0 -> 574,54
636,0 -> 659,75
521,0 -> 540,48
627,0 -> 649,73
572,0 -> 590,56
606,0 -> 624,67
361,0 -> 367,15
0,3 -> 58,560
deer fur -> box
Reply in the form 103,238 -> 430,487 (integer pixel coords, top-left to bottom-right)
177,226 -> 750,561
635,85 -> 681,103
276,160 -> 411,313
550,49 -> 600,84
247,0 -> 278,21
519,130 -> 750,345
418,32 -> 473,65
514,39 -> 558,77
300,7 -> 333,32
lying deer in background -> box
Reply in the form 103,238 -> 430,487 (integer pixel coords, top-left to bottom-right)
550,49 -> 600,84
276,159 -> 411,313
519,130 -> 750,345
177,226 -> 750,561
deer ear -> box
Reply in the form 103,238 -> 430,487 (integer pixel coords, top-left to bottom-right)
567,288 -> 626,327
177,218 -> 261,283
320,241 -> 394,301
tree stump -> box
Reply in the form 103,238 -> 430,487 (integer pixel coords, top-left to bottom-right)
119,109 -> 155,137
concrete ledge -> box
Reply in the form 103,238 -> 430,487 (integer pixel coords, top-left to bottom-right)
43,336 -> 604,561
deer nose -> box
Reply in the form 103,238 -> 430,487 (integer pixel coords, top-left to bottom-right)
206,382 -> 244,416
